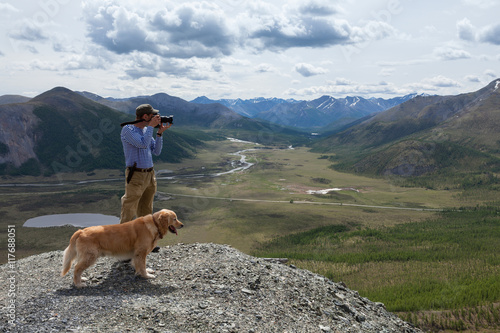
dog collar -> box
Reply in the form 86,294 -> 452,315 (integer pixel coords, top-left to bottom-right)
152,215 -> 164,239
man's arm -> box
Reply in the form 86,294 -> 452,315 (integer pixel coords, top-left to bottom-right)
151,122 -> 171,156
152,135 -> 163,156
121,126 -> 154,149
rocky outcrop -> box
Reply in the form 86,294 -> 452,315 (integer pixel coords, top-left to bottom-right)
0,243 -> 421,332
0,103 -> 39,167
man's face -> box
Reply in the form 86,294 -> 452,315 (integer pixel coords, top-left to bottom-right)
143,113 -> 156,121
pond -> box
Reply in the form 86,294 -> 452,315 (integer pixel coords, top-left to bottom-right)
23,213 -> 119,228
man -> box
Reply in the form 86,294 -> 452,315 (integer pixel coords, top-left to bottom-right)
120,104 -> 171,225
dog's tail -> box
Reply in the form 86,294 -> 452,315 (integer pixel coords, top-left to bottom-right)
61,230 -> 82,277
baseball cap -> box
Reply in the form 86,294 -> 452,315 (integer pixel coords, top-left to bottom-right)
136,104 -> 159,117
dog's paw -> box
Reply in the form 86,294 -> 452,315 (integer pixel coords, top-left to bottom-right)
80,277 -> 88,282
146,268 -> 155,274
145,273 -> 156,279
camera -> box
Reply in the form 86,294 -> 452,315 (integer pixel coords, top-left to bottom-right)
155,115 -> 173,128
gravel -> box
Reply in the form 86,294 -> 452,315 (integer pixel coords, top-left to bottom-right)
1,243 -> 422,332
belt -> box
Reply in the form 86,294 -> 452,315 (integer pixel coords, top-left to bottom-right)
126,163 -> 153,184
132,167 -> 154,172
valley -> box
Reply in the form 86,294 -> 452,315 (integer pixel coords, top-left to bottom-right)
1,138 -> 498,332
1,80 -> 499,332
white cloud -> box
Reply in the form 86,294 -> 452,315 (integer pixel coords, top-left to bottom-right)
465,75 -> 481,82
423,75 -> 461,88
351,21 -> 397,43
29,59 -> 59,71
254,63 -> 276,73
433,46 -> 471,60
77,0 -> 400,82
294,63 -> 328,77
327,78 -> 354,86
220,57 -> 251,66
83,0 -> 364,58
483,69 -> 496,77
293,0 -> 340,17
246,15 -> 352,50
1,0 -> 499,100
478,23 -> 500,45
63,54 -> 108,71
283,79 -> 413,98
83,1 -> 234,58
80,0 -> 367,60
457,18 -> 500,45
8,20 -> 49,42
457,18 -> 476,41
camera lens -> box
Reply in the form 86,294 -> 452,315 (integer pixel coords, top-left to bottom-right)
155,115 -> 173,128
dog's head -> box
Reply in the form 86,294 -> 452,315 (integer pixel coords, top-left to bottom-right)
155,209 -> 183,236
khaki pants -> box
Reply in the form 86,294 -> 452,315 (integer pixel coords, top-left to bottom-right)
120,169 -> 157,223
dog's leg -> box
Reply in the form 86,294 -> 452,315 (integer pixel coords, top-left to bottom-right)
73,253 -> 98,288
61,230 -> 83,277
133,251 -> 155,279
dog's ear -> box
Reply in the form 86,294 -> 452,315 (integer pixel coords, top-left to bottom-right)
158,210 -> 172,226
155,211 -> 170,236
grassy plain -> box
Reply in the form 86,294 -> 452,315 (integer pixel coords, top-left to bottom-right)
1,138 -> 498,332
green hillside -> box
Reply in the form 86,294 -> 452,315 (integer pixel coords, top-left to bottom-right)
0,87 -> 310,177
311,80 -> 500,189
254,207 -> 500,332
0,87 -> 207,176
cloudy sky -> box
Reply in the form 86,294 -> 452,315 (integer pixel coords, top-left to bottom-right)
0,0 -> 499,100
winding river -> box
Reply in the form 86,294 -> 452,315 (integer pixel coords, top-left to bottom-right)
17,138 -> 259,227
1,138 -> 258,188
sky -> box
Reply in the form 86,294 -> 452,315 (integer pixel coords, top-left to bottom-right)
0,0 -> 499,101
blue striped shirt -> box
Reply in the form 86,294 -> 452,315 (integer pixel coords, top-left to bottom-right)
121,125 -> 163,169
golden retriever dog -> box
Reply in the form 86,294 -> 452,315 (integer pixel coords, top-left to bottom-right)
61,209 -> 183,287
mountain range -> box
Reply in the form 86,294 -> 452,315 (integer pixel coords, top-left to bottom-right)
0,87 -> 301,176
80,91 -> 416,133
312,79 -> 500,182
1,80 -> 499,181
191,94 -> 419,130
78,91 -> 242,129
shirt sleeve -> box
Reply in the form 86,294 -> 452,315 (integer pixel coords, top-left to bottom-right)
152,135 -> 163,156
121,126 -> 154,149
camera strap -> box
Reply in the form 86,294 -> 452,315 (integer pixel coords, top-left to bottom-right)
120,119 -> 146,127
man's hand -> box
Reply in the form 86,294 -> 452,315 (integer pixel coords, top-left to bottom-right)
157,122 -> 172,135
148,115 -> 161,128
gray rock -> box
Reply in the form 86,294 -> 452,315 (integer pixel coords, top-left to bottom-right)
0,243 -> 422,332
